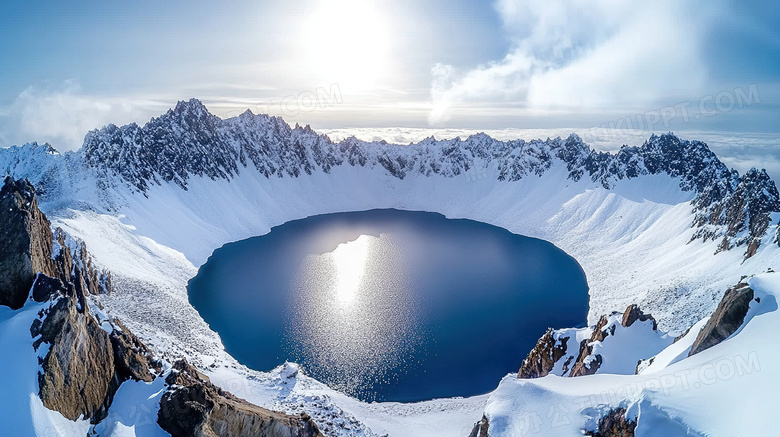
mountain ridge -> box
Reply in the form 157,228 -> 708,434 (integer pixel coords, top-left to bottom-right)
4,98 -> 776,259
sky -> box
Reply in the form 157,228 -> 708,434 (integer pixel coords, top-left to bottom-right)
0,0 -> 778,170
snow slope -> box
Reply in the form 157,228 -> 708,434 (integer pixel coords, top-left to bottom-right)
484,273 -> 779,436
2,101 -> 780,436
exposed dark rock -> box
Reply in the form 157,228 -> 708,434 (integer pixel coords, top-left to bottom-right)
688,283 -> 754,356
0,177 -> 111,310
52,227 -> 112,297
570,315 -> 609,377
585,408 -> 636,437
467,415 -> 489,437
518,329 -> 570,379
0,176 -> 150,424
158,359 -> 324,437
621,304 -> 658,330
30,273 -> 67,303
110,319 -> 162,382
697,168 -> 780,259
0,177 -> 57,309
30,273 -> 159,423
518,305 -> 661,379
31,282 -> 117,423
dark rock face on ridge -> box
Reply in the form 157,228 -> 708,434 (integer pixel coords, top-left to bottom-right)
585,408 -> 636,437
688,283 -> 755,356
0,176 -> 112,310
569,315 -> 610,377
30,273 -> 161,423
0,177 -> 57,309
621,304 -> 657,330
30,276 -> 117,422
0,175 -> 323,432
0,176 -> 150,422
158,359 -> 324,437
518,328 -> 571,379
109,319 -> 162,382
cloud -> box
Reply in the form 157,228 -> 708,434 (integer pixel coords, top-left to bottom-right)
428,0 -> 715,125
0,81 -> 168,151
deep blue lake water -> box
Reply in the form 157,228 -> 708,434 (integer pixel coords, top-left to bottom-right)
188,209 -> 588,402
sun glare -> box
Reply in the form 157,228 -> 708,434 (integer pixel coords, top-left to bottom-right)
332,234 -> 371,304
299,0 -> 392,91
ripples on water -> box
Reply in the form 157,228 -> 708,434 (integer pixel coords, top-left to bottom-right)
285,234 -> 428,400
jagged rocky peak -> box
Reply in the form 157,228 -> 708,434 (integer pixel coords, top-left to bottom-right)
517,328 -> 571,379
0,174 -> 141,423
30,275 -> 117,422
172,97 -> 210,116
73,101 -> 780,256
0,177 -> 57,309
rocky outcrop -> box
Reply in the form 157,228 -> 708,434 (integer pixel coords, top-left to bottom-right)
29,273 -> 161,423
467,415 -> 489,437
695,168 -> 780,258
1,176 -> 315,432
52,227 -> 112,298
110,319 -> 162,382
688,283 -> 755,356
0,175 -> 149,423
569,316 -> 610,377
519,305 -> 661,379
0,177 -> 57,309
158,359 -> 324,437
518,329 -> 571,378
30,276 -> 117,422
0,177 -> 111,310
585,408 -> 636,437
621,304 -> 657,330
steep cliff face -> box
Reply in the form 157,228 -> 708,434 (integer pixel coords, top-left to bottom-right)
0,177 -> 57,309
518,328 -> 572,379
569,315 -> 611,377
158,360 -> 324,437
0,176 -> 146,423
688,283 -> 757,356
0,175 -> 112,311
30,276 -> 117,422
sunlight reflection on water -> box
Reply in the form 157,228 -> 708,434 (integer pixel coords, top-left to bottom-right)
284,234 -> 427,400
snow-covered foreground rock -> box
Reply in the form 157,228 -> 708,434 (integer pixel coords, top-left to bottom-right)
1,99 -> 780,435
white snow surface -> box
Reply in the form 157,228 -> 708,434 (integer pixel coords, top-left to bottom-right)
2,130 -> 780,436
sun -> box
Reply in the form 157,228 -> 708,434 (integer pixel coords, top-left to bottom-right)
299,0 -> 392,91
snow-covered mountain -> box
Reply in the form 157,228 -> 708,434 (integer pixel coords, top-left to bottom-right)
2,99 -> 780,436
77,99 -> 779,258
